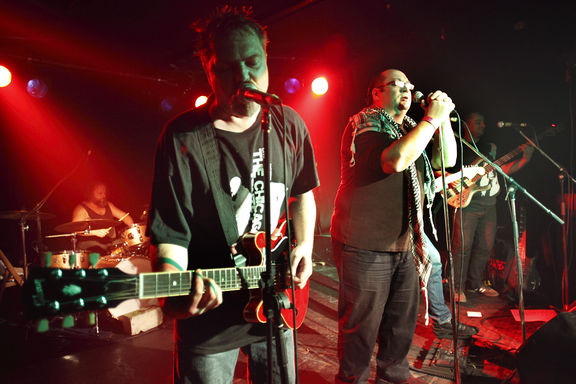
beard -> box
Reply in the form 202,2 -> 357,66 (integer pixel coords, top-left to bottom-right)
94,199 -> 107,208
230,94 -> 259,117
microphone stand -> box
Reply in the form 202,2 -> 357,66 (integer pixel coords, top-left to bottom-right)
436,123 -> 462,384
455,133 -> 563,342
260,104 -> 291,384
517,130 -> 576,311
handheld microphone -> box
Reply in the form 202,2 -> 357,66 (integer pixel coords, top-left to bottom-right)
412,91 -> 429,107
496,121 -> 528,128
238,85 -> 282,105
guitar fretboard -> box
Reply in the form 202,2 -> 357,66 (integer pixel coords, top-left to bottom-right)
138,266 -> 266,299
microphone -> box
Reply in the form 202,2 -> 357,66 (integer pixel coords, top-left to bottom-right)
496,121 -> 528,128
238,85 -> 282,105
412,91 -> 429,107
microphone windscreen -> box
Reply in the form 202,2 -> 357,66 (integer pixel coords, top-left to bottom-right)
412,91 -> 424,104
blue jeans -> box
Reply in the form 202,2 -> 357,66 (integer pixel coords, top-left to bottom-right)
425,234 -> 452,324
175,329 -> 295,384
333,240 -> 419,384
452,205 -> 497,290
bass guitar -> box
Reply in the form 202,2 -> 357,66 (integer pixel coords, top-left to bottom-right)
23,221 -> 308,332
437,125 -> 559,208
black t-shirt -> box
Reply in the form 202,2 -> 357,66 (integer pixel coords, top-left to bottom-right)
148,102 -> 319,353
331,108 -> 427,252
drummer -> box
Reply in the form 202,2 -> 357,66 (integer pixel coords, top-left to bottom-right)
71,181 -> 133,254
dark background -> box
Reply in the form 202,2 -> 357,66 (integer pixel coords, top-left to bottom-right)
1,0 -> 575,306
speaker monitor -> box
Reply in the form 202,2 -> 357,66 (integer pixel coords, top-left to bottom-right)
517,312 -> 576,384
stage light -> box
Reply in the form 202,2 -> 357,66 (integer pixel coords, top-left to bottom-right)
159,98 -> 175,113
0,66 -> 12,87
284,78 -> 302,94
26,79 -> 48,98
311,77 -> 328,96
195,95 -> 208,107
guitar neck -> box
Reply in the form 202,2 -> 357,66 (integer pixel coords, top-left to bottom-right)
138,266 -> 266,299
482,146 -> 523,174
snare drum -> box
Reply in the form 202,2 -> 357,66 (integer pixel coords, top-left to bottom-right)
43,250 -> 91,269
120,223 -> 149,251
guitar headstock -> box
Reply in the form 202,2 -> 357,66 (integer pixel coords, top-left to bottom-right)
23,267 -> 137,331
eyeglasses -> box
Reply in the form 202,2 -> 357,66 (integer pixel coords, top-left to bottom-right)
377,79 -> 415,91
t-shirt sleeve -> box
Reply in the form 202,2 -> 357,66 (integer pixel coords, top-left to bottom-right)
351,112 -> 396,175
148,125 -> 192,249
284,107 -> 320,196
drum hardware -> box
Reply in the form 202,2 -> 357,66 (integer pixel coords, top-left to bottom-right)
1,248 -> 24,302
0,209 -> 55,281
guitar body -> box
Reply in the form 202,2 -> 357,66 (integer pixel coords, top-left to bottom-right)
436,165 -> 490,208
239,222 -> 309,329
445,183 -> 491,209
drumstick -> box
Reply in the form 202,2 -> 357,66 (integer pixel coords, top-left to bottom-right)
118,212 -> 130,222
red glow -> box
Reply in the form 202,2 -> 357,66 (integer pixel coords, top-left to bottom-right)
0,65 -> 12,87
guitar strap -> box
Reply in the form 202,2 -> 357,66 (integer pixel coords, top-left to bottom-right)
195,122 -> 246,268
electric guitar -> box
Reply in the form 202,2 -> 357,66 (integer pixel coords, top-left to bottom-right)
437,125 -> 560,208
23,222 -> 308,332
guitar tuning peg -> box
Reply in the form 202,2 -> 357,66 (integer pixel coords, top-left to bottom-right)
74,298 -> 86,309
97,296 -> 108,306
49,300 -> 61,313
37,318 -> 50,333
62,315 -> 75,328
51,269 -> 63,279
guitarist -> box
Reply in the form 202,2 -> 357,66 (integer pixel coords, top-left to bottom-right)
450,112 -> 533,303
146,8 -> 319,384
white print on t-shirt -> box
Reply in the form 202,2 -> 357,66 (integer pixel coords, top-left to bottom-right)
231,148 -> 286,235
478,170 -> 500,197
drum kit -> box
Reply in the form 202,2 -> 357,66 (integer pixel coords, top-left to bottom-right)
45,219 -> 151,270
0,209 -> 151,284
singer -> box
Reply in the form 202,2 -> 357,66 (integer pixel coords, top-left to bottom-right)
330,68 -> 459,384
146,8 -> 319,384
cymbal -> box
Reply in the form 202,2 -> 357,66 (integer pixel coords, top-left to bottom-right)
0,210 -> 55,221
54,219 -> 120,233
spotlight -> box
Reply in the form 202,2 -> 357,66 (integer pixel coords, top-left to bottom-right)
284,78 -> 302,94
311,76 -> 328,96
0,65 -> 12,87
195,95 -> 208,107
26,79 -> 48,98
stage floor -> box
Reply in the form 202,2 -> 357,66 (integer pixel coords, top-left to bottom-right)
0,263 -> 557,383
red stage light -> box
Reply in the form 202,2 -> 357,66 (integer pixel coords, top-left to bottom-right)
311,77 -> 328,96
195,95 -> 208,107
0,65 -> 12,87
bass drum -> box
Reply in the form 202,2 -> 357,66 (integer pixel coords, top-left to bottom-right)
94,255 -> 157,318
43,250 -> 91,269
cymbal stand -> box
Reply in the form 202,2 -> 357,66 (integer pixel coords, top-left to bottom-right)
18,217 -> 30,280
